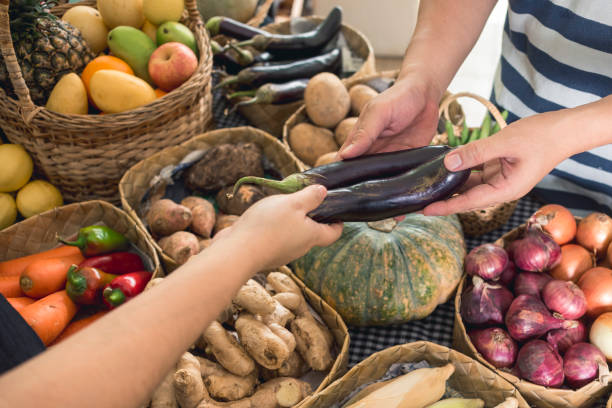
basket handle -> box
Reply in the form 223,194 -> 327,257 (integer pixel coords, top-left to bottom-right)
0,0 -> 39,123
439,91 -> 507,130
184,0 -> 204,26
247,0 -> 275,27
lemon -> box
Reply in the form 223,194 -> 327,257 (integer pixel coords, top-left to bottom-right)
0,144 -> 34,192
16,180 -> 63,218
0,193 -> 17,229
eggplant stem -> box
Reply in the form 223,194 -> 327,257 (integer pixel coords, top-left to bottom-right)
231,173 -> 321,197
214,76 -> 239,89
228,90 -> 257,100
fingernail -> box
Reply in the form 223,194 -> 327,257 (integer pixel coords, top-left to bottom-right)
338,142 -> 354,156
445,153 -> 462,170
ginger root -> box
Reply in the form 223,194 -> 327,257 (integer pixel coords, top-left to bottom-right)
150,369 -> 178,408
196,357 -> 257,401
267,323 -> 296,353
291,315 -> 334,371
235,314 -> 291,370
174,352 -> 206,408
260,302 -> 294,327
203,321 -> 255,377
233,279 -> 276,316
260,351 -> 309,380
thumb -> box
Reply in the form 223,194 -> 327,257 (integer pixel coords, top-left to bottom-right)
313,222 -> 343,247
338,100 -> 388,159
290,184 -> 327,212
444,136 -> 505,171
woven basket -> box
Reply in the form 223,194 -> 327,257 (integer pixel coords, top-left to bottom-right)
119,126 -> 302,272
0,0 -> 213,204
236,15 -> 377,138
453,222 -> 611,408
436,92 -> 518,237
0,200 -> 161,278
296,340 -> 529,408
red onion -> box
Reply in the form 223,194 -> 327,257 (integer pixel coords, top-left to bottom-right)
468,327 -> 517,368
465,243 -> 509,281
542,280 -> 587,320
498,261 -> 517,289
563,342 -> 610,389
546,321 -> 587,355
505,295 -> 578,341
511,227 -> 561,272
514,271 -> 553,299
460,276 -> 514,326
516,340 -> 564,387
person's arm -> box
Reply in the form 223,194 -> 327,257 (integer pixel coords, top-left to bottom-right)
339,0 -> 498,158
424,95 -> 612,215
0,185 -> 342,408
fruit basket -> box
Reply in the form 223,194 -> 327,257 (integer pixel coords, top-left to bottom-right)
0,0 -> 213,204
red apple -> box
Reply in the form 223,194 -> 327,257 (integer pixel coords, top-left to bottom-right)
148,42 -> 198,92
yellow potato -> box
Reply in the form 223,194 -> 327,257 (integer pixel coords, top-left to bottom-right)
314,151 -> 339,167
334,116 -> 358,146
62,6 -> 109,54
289,122 -> 338,166
89,69 -> 156,113
304,72 -> 350,128
97,0 -> 144,29
349,84 -> 378,115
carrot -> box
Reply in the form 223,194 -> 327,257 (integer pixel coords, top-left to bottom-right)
0,276 -> 23,297
20,290 -> 79,346
50,310 -> 108,345
0,246 -> 83,278
6,296 -> 35,313
20,256 -> 82,298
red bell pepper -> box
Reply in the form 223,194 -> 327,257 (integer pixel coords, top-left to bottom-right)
102,271 -> 152,309
65,265 -> 118,305
78,252 -> 145,275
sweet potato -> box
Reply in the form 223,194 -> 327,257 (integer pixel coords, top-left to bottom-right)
146,199 -> 193,238
304,72 -> 350,128
334,116 -> 358,146
216,185 -> 265,216
158,231 -> 200,265
289,123 -> 338,167
181,196 -> 216,238
314,151 -> 339,167
349,84 -> 378,115
213,214 -> 239,236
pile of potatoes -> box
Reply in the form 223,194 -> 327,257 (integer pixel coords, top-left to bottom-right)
288,72 -> 380,167
146,271 -> 336,408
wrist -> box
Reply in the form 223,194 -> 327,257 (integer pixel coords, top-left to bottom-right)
194,233 -> 264,280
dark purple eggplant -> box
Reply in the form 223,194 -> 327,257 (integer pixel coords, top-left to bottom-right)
308,153 -> 470,223
230,145 -> 451,195
228,79 -> 309,109
215,48 -> 341,89
212,40 -> 255,73
206,16 -> 269,39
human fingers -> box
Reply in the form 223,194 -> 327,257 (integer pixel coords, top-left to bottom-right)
443,134 -> 508,172
338,99 -> 390,159
422,183 -> 508,216
312,222 -> 343,247
289,184 -> 327,212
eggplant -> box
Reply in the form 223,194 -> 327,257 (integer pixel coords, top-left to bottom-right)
228,79 -> 309,109
231,145 -> 451,195
308,154 -> 471,223
215,48 -> 341,89
206,16 -> 269,39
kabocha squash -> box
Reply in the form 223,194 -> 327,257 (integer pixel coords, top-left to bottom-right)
292,214 -> 465,326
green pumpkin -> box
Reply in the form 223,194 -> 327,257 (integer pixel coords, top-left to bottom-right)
292,214 -> 465,326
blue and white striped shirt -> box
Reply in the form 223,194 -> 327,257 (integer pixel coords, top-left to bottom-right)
491,0 -> 612,216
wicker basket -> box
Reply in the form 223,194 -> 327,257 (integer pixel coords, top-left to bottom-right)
453,222 -> 611,408
0,200 -> 161,278
119,126 -> 302,272
296,341 -> 529,408
0,0 -> 213,204
235,15 -> 377,138
436,92 -> 518,236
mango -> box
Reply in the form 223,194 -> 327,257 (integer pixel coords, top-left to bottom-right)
97,0 -> 145,29
143,0 -> 184,25
141,19 -> 158,42
107,26 -> 156,83
62,6 -> 109,54
46,73 -> 89,115
197,0 -> 257,23
89,69 -> 156,113
157,21 -> 197,55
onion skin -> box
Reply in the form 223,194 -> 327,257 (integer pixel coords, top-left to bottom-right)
605,241 -> 612,267
468,327 -> 517,368
590,312 -> 612,363
505,294 -> 578,341
563,342 -> 609,389
576,213 -> 612,258
460,276 -> 514,326
542,280 -> 587,320
465,244 -> 509,281
550,244 -> 594,282
546,321 -> 587,355
516,340 -> 564,387
529,204 -> 576,245
514,271 -> 552,299
498,261 -> 517,289
577,267 -> 612,319
511,227 -> 561,272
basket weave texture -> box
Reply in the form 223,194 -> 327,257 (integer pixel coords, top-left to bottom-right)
0,0 -> 213,204
296,340 -> 529,408
453,222 -> 611,408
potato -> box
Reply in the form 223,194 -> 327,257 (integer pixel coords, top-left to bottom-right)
289,123 -> 338,167
349,84 -> 378,115
334,116 -> 358,146
158,231 -> 199,265
146,199 -> 192,238
216,185 -> 265,215
198,238 -> 212,252
314,151 -> 339,167
213,214 -> 239,235
181,196 -> 216,238
304,72 -> 350,128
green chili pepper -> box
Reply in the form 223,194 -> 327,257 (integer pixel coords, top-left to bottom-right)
59,225 -> 129,256
467,128 -> 480,144
445,120 -> 458,147
460,121 -> 469,145
479,113 -> 491,139
491,110 -> 509,134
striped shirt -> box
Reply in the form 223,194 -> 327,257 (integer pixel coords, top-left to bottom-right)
491,0 -> 612,216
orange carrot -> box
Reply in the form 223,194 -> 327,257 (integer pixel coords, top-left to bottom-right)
0,246 -> 83,278
0,276 -> 23,297
20,256 -> 82,298
20,290 -> 78,346
6,296 -> 35,313
50,310 -> 108,345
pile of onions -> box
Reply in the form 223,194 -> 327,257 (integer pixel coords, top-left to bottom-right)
529,204 -> 576,245
563,343 -> 610,388
516,340 -> 564,387
546,322 -> 587,354
576,213 -> 612,258
549,244 -> 593,282
468,327 -> 517,368
510,227 -> 561,272
505,295 -> 578,341
542,280 -> 587,320
465,244 -> 509,281
514,271 -> 552,298
460,276 -> 513,326
577,267 -> 612,319
590,312 -> 612,363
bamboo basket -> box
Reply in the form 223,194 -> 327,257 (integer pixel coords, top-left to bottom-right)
453,222 -> 611,408
0,0 -> 213,204
296,341 -> 529,408
119,126 -> 302,272
236,15 -> 377,138
436,92 -> 518,236
0,200 -> 161,278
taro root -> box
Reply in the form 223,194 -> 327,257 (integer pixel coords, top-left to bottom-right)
216,185 -> 266,215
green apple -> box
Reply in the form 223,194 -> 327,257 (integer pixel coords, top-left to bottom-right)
156,21 -> 197,56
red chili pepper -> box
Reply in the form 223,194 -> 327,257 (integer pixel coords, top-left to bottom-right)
78,252 -> 145,275
65,265 -> 118,305
102,271 -> 152,309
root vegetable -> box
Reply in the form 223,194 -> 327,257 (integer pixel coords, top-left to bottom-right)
196,357 -> 257,401
174,352 -> 206,408
349,84 -> 378,116
314,151 -> 339,167
272,293 -> 303,312
290,315 -> 334,371
260,302 -> 295,327
233,279 -> 276,315
261,351 -> 309,380
304,72 -> 350,128
146,199 -> 193,237
268,323 -> 296,353
181,196 -> 216,238
289,123 -> 338,167
334,117 -> 358,146
150,370 -> 178,408
216,185 -> 265,215
158,231 -> 200,265
199,239 -> 213,252
235,314 -> 291,370
266,272 -> 301,296
203,321 -> 255,376
213,215 -> 239,236
493,398 -> 519,408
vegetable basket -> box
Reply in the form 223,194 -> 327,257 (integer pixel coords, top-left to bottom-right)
119,126 -> 302,273
295,340 -> 529,408
453,221 -> 610,408
0,200 -> 161,278
0,0 -> 213,204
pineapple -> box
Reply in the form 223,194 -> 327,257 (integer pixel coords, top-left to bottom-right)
0,0 -> 95,105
